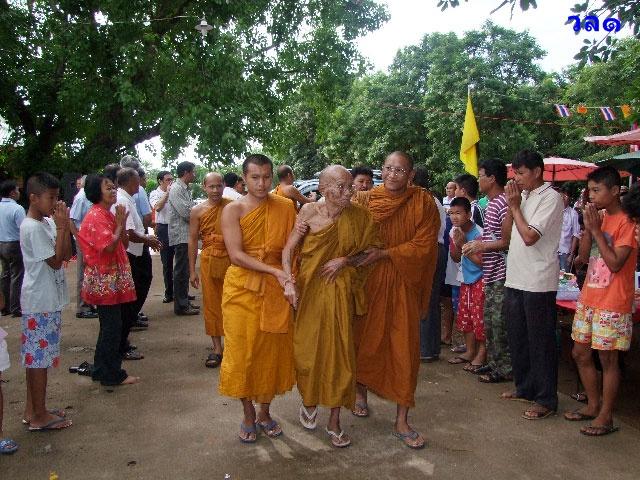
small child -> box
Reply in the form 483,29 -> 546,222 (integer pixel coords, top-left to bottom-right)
447,197 -> 486,371
0,291 -> 19,454
19,173 -> 72,431
565,167 -> 637,436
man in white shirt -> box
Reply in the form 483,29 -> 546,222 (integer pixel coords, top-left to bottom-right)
502,150 -> 563,420
149,170 -> 175,302
113,168 -> 161,359
558,185 -> 581,272
442,181 -> 456,212
222,172 -> 244,200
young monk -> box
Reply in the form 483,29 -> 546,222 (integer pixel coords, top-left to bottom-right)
219,154 -> 297,444
352,151 -> 440,449
281,165 -> 379,448
188,172 -> 231,368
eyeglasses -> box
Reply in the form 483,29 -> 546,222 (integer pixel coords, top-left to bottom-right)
382,166 -> 408,176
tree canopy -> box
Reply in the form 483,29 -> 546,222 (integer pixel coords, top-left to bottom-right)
0,0 -> 387,178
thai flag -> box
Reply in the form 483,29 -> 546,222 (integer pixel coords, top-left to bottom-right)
555,104 -> 571,117
600,107 -> 616,121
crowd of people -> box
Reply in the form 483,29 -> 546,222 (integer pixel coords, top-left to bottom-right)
1,149 -> 640,455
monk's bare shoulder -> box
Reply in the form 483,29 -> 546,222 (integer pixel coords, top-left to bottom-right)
297,202 -> 317,221
222,198 -> 245,220
282,184 -> 299,199
191,201 -> 209,218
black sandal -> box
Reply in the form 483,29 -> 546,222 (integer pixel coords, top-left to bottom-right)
205,353 -> 223,368
478,371 -> 512,383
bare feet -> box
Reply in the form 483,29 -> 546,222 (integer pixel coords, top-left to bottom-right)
120,375 -> 140,385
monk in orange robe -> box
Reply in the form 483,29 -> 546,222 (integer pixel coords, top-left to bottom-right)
281,165 -> 380,448
353,151 -> 440,449
219,154 -> 297,444
273,164 -> 316,210
188,172 -> 231,368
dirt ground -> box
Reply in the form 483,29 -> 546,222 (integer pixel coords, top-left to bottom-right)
1,256 -> 639,479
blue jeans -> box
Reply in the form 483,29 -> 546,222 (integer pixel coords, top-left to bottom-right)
420,243 -> 447,358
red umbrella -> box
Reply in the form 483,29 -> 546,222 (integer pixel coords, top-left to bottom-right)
507,157 -> 598,182
584,129 -> 640,147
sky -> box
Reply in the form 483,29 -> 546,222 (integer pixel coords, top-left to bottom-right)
138,0 -> 629,168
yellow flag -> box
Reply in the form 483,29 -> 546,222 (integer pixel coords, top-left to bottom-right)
460,93 -> 480,177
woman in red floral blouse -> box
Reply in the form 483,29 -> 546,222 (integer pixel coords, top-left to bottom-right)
77,174 -> 140,386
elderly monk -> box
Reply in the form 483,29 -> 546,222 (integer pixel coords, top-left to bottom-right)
188,172 -> 230,369
352,151 -> 440,449
220,154 -> 297,444
281,165 -> 379,448
273,164 -> 316,210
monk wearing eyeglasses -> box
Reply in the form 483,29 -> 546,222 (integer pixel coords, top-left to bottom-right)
352,151 -> 440,449
282,165 -> 380,448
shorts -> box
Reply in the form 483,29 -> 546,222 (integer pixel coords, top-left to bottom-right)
0,339 -> 9,371
21,311 -> 62,368
456,280 -> 485,341
572,303 -> 632,351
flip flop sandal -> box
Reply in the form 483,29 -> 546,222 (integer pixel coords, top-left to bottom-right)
0,438 -> 19,455
325,427 -> 351,448
471,364 -> 491,375
256,419 -> 283,438
22,408 -> 67,425
478,372 -> 511,384
205,353 -> 222,368
580,424 -> 619,436
28,416 -> 73,432
123,350 -> 144,360
450,345 -> 467,353
522,407 -> 556,420
239,422 -> 257,444
448,356 -> 471,365
463,363 -> 484,372
299,405 -> 318,430
563,409 -> 597,422
570,392 -> 588,403
392,430 -> 425,449
351,401 -> 369,418
500,391 -> 532,403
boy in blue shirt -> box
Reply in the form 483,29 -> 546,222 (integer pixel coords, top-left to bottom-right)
447,197 -> 486,371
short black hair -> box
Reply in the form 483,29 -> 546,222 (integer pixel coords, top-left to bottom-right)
413,167 -> 430,189
450,196 -> 471,212
351,166 -> 373,179
224,172 -> 239,187
277,164 -> 293,180
454,174 -> 479,198
103,164 -> 121,183
512,149 -> 544,172
157,170 -> 171,183
479,159 -> 507,187
136,167 -> 146,179
387,151 -> 414,170
176,161 -> 196,178
26,172 -> 60,198
622,184 -> 640,221
243,154 -> 273,174
586,166 -> 621,189
117,167 -> 139,187
85,174 -> 107,204
0,180 -> 18,197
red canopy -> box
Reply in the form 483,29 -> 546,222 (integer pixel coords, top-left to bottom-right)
508,157 -> 598,182
584,130 -> 640,146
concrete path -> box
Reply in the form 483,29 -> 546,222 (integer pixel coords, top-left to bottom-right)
1,257 -> 639,479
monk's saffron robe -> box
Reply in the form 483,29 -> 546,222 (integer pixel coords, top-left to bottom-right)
199,199 -> 231,337
353,186 -> 440,407
219,194 -> 296,403
294,204 -> 380,409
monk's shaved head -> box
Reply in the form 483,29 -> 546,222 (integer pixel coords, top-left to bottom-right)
318,165 -> 352,187
203,172 -> 223,185
386,151 -> 414,170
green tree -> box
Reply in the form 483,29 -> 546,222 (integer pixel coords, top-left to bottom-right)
437,0 -> 640,63
0,0 -> 387,179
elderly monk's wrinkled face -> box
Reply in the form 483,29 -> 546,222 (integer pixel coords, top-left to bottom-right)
243,163 -> 273,200
322,171 -> 354,209
382,154 -> 414,194
204,174 -> 224,202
